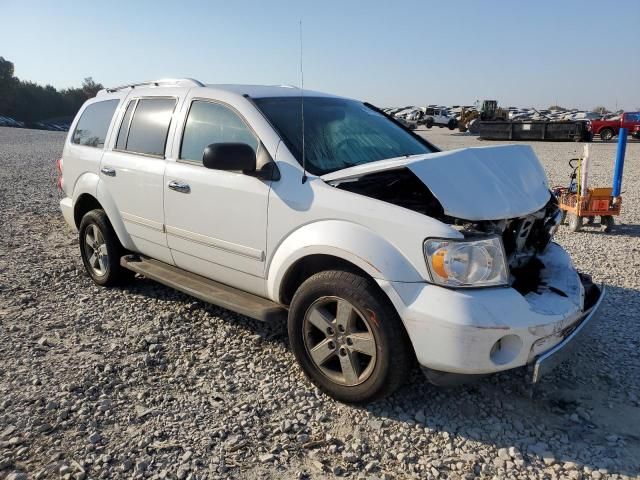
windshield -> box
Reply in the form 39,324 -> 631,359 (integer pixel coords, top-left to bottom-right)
253,96 -> 435,175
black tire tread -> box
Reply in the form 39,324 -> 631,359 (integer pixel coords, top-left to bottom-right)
288,269 -> 413,403
79,209 -> 132,287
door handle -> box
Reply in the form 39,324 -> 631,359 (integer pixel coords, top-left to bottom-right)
168,180 -> 190,194
100,166 -> 116,177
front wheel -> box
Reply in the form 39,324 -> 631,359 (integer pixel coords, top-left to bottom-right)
288,270 -> 412,403
599,128 -> 614,142
79,209 -> 132,286
601,215 -> 615,232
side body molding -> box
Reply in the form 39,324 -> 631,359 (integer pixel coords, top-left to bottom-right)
266,220 -> 424,303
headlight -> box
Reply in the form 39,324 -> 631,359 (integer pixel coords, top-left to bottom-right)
424,236 -> 508,288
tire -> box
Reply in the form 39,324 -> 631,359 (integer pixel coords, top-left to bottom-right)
599,128 -> 614,142
568,214 -> 582,232
425,117 -> 434,129
448,119 -> 456,130
288,270 -> 412,403
79,209 -> 132,287
601,215 -> 614,232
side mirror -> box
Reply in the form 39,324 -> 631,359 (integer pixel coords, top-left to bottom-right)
202,143 -> 256,172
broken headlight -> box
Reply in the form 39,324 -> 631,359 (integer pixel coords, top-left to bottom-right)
424,236 -> 509,288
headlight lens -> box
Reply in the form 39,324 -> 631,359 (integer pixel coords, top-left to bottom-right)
424,236 -> 508,287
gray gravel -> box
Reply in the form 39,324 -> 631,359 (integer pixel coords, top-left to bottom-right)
0,126 -> 639,480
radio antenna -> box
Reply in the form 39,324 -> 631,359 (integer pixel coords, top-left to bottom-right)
299,20 -> 307,184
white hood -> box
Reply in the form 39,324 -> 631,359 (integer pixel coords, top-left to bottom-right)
322,144 -> 551,220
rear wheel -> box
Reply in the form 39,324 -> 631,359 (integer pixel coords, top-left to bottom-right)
568,214 -> 582,232
599,128 -> 614,142
448,119 -> 456,130
425,117 -> 434,129
288,270 -> 412,403
79,209 -> 132,286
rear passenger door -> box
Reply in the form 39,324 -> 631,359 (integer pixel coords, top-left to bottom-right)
99,91 -> 185,264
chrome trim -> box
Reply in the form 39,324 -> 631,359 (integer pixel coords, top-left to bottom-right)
531,284 -> 606,383
165,225 -> 264,261
100,166 -> 116,177
167,180 -> 191,194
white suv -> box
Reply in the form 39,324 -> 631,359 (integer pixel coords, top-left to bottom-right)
59,78 -> 604,403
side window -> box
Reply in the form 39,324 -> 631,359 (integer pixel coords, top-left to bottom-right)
71,99 -> 119,148
425,108 -> 434,116
120,98 -> 176,157
180,100 -> 259,163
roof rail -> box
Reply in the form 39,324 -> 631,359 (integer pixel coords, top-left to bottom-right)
101,78 -> 204,94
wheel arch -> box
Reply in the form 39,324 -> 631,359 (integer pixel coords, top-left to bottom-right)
70,174 -> 135,251
266,220 -> 423,305
279,254 -> 377,305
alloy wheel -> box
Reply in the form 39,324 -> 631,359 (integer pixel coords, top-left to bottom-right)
302,296 -> 377,386
84,224 -> 108,276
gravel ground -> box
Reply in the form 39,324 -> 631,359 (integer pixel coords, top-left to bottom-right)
0,126 -> 638,480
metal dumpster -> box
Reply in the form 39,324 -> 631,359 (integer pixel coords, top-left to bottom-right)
478,121 -> 591,142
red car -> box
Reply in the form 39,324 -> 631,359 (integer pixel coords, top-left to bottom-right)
590,112 -> 640,142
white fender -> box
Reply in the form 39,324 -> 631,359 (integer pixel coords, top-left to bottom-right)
96,180 -> 136,251
266,220 -> 424,303
69,172 -> 136,251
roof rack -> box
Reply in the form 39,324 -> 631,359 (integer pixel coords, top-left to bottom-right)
101,78 -> 204,94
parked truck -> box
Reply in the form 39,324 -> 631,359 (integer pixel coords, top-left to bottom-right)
590,112 -> 640,142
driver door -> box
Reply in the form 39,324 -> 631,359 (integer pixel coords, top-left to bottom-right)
163,98 -> 271,295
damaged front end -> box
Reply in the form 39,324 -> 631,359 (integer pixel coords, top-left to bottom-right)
329,165 -> 570,297
327,148 -> 605,382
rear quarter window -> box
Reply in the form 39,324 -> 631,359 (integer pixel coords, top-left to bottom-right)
71,100 -> 119,148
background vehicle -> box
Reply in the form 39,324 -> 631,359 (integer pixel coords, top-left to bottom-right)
458,100 -> 508,132
590,112 -> 640,142
423,107 -> 456,130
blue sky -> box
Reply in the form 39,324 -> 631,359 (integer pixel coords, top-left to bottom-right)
3,0 -> 639,110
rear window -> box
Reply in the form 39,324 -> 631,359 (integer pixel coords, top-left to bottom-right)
118,98 -> 176,157
71,100 -> 119,148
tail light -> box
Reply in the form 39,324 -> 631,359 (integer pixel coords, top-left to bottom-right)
56,157 -> 63,191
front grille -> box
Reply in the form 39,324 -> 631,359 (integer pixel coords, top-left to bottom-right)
502,196 -> 560,269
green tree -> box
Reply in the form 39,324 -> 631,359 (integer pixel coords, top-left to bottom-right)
0,56 -> 103,123
81,77 -> 103,98
0,57 -> 17,115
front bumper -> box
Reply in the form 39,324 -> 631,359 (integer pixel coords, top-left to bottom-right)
378,243 -> 604,379
530,283 -> 605,382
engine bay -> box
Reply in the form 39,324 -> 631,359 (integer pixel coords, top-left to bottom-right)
329,167 -> 563,294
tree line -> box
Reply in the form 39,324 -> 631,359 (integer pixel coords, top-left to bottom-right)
0,56 -> 102,123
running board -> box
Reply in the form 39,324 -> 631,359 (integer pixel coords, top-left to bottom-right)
120,255 -> 287,323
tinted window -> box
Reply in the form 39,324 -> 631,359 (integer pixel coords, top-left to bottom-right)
254,97 -> 433,175
124,98 -> 176,156
180,101 -> 258,163
115,100 -> 136,150
72,100 -> 118,148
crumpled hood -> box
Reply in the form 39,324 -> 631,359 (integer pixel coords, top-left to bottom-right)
322,144 -> 550,220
